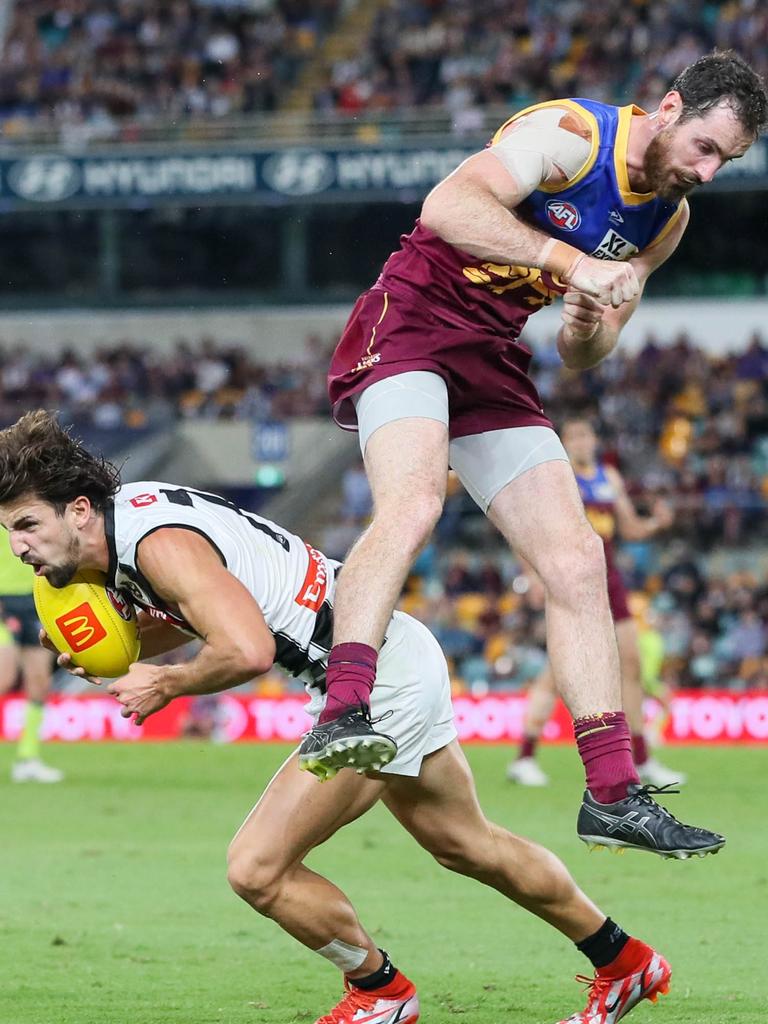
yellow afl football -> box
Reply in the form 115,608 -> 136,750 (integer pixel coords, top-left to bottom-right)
33,570 -> 140,678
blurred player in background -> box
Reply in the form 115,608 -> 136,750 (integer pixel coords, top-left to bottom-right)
0,531 -> 61,782
308,51 -> 766,856
508,416 -> 685,789
0,411 -> 716,1024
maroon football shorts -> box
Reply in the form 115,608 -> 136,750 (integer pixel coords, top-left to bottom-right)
328,286 -> 552,440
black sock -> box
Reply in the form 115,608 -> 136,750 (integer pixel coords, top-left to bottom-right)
575,918 -> 630,969
350,950 -> 397,990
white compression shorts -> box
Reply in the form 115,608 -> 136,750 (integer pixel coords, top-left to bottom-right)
354,370 -> 568,512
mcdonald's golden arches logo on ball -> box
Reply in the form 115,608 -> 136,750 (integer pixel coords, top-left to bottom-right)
33,570 -> 141,678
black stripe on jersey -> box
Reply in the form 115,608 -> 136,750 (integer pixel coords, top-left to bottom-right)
158,486 -> 291,551
104,501 -> 118,581
135,524 -> 228,570
271,599 -> 334,691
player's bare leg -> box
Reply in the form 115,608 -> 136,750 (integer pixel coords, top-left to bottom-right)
230,742 -> 669,1024
384,741 -> 671,1022
507,662 -> 557,786
0,642 -> 18,693
385,741 -> 605,937
299,415 -> 449,780
12,646 -> 62,784
488,460 -> 723,855
228,755 -> 384,962
227,755 -> 418,1024
616,620 -> 686,787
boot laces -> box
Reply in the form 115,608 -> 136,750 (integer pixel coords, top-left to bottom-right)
574,972 -> 612,1011
631,783 -> 681,821
317,982 -> 376,1024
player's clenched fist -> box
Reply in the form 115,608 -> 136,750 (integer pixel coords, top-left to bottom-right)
561,290 -> 605,341
567,255 -> 639,308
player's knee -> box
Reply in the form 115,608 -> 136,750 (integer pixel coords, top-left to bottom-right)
226,849 -> 282,914
427,833 -> 483,875
540,528 -> 606,599
372,492 -> 443,553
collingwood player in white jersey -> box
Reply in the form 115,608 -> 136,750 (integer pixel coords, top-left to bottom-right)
0,411 -> 678,1024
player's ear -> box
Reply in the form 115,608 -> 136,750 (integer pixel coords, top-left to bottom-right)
68,495 -> 93,525
657,91 -> 683,129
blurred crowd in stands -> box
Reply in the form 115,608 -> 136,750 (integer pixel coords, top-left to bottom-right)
3,1 -> 768,138
317,460 -> 768,695
16,325 -> 767,695
0,332 -> 331,429
316,0 -> 768,125
313,331 -> 768,694
0,0 -> 340,140
5,326 -> 767,548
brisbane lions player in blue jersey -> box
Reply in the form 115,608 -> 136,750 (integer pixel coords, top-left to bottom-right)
305,52 -> 766,860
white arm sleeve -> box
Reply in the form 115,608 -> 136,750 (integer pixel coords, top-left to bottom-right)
489,107 -> 592,198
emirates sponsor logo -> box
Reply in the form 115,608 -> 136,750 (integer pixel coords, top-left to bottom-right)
295,544 -> 329,612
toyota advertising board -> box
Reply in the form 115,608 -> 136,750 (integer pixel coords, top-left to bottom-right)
2,692 -> 767,744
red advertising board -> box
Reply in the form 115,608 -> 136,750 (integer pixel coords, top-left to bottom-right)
2,691 -> 768,744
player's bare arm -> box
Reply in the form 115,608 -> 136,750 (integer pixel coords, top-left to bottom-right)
109,528 -> 276,723
557,200 -> 690,369
135,610 -> 190,659
605,466 -> 674,541
420,106 -> 639,308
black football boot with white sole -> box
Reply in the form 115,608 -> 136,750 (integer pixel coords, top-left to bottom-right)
298,706 -> 398,782
577,783 -> 726,859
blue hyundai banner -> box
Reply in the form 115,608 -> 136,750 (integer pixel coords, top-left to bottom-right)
0,146 -> 477,207
1,138 -> 765,208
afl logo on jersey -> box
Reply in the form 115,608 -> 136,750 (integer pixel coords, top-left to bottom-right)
546,200 -> 581,231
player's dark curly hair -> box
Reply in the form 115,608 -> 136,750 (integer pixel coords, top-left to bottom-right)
0,410 -> 121,514
673,50 -> 768,137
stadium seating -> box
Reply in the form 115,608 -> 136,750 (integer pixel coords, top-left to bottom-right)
315,0 -> 768,119
0,0 -> 342,137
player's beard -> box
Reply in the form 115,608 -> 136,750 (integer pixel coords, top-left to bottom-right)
644,128 -> 699,202
46,533 -> 81,588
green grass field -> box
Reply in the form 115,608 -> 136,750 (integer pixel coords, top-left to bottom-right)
2,742 -> 766,1024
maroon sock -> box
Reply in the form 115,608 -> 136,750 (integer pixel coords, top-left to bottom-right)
519,735 -> 538,759
631,732 -> 649,768
574,711 -> 640,804
319,642 -> 378,724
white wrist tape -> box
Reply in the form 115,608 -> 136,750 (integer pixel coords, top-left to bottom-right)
316,939 -> 369,972
490,107 -> 592,195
